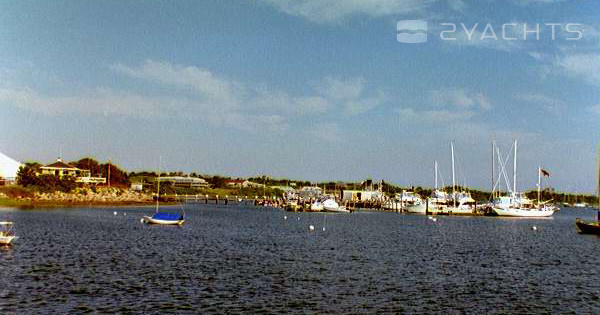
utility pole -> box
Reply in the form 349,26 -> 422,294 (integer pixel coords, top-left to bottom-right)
108,158 -> 111,188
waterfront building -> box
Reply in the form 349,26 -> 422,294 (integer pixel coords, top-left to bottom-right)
342,190 -> 385,202
40,158 -> 106,184
156,176 -> 209,188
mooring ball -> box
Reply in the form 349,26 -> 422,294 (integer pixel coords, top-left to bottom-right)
309,225 -> 315,231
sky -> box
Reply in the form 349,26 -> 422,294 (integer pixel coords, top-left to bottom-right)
1,0 -> 599,193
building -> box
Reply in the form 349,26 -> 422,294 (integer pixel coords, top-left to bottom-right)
40,158 -> 106,184
0,151 -> 23,185
225,179 -> 264,188
156,176 -> 209,188
342,190 -> 385,202
298,186 -> 323,198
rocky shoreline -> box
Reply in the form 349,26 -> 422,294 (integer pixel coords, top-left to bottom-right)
0,187 -> 155,208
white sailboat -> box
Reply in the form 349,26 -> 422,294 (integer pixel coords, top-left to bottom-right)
492,140 -> 554,217
444,142 -> 478,215
405,160 -> 449,214
142,163 -> 185,225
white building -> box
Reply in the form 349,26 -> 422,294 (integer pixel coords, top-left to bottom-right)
342,190 -> 385,202
0,151 -> 22,182
156,176 -> 209,188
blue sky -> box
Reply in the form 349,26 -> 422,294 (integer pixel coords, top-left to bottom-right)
1,0 -> 599,193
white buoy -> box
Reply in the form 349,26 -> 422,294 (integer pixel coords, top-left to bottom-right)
532,226 -> 537,231
428,216 -> 433,220
123,213 -> 126,216
309,225 -> 315,231
432,218 -> 437,222
284,215 -> 287,220
140,218 -> 144,223
297,217 -> 300,221
322,227 -> 326,231
114,211 -> 117,216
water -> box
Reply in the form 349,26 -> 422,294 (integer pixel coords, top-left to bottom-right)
1,205 -> 600,314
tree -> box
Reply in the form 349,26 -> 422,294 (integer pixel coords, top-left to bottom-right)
16,163 -> 41,187
72,158 -> 102,176
101,162 -> 129,185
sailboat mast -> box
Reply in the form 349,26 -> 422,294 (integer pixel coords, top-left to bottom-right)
451,142 -> 456,207
513,140 -> 518,194
434,160 -> 438,191
597,144 -> 600,211
492,141 -> 495,197
156,157 -> 161,213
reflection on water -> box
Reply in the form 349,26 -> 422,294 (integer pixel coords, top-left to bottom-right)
1,205 -> 600,313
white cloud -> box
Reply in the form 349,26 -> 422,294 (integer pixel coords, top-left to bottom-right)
515,93 -> 567,115
2,61 -> 385,135
309,122 -> 343,142
317,76 -> 385,115
432,88 -> 491,110
112,60 -> 241,108
554,53 -> 600,86
590,104 -> 600,115
258,0 -> 437,23
395,107 -> 475,123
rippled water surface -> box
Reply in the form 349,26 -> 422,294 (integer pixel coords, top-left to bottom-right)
1,205 -> 600,314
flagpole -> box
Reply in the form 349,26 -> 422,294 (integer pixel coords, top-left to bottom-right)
538,166 -> 541,204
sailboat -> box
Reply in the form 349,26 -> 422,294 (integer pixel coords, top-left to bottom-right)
575,145 -> 600,234
405,160 -> 449,214
492,140 -> 554,217
142,169 -> 185,226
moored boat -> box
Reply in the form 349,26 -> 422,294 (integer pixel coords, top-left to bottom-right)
0,222 -> 17,245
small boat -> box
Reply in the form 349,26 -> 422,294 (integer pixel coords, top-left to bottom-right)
575,144 -> 599,235
0,222 -> 17,245
323,198 -> 350,212
142,164 -> 185,226
576,218 -> 600,235
142,212 -> 185,225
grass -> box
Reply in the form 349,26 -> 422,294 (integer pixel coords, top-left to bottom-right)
0,197 -> 32,207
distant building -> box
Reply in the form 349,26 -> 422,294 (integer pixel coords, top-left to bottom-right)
342,190 -> 384,202
156,176 -> 209,188
298,186 -> 322,198
225,179 -> 264,188
130,182 -> 144,191
40,158 -> 106,184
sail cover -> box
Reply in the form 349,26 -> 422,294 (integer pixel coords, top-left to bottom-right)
152,212 -> 184,221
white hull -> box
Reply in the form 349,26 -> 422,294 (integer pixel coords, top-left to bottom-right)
322,199 -> 340,212
405,204 -> 427,213
142,216 -> 185,225
0,236 -> 16,245
309,203 -> 323,212
493,207 -> 554,217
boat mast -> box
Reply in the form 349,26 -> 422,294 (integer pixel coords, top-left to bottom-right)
451,142 -> 456,207
597,143 -> 600,212
156,157 -> 161,213
434,160 -> 438,191
492,141 -> 495,197
513,140 -> 518,195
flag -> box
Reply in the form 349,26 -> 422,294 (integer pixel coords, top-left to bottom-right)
541,168 -> 550,177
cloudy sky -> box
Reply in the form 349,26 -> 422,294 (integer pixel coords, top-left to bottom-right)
1,0 -> 599,193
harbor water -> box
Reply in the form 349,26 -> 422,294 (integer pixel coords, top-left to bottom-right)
1,205 -> 600,313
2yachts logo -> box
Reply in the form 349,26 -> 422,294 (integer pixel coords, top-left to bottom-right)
396,20 -> 428,43
397,20 -> 583,44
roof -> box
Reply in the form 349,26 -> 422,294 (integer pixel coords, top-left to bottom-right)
42,160 -> 79,170
0,152 -> 22,178
226,179 -> 247,183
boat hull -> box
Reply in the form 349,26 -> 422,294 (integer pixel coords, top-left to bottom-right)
575,219 -> 600,235
0,236 -> 16,245
142,216 -> 185,225
493,207 -> 554,217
